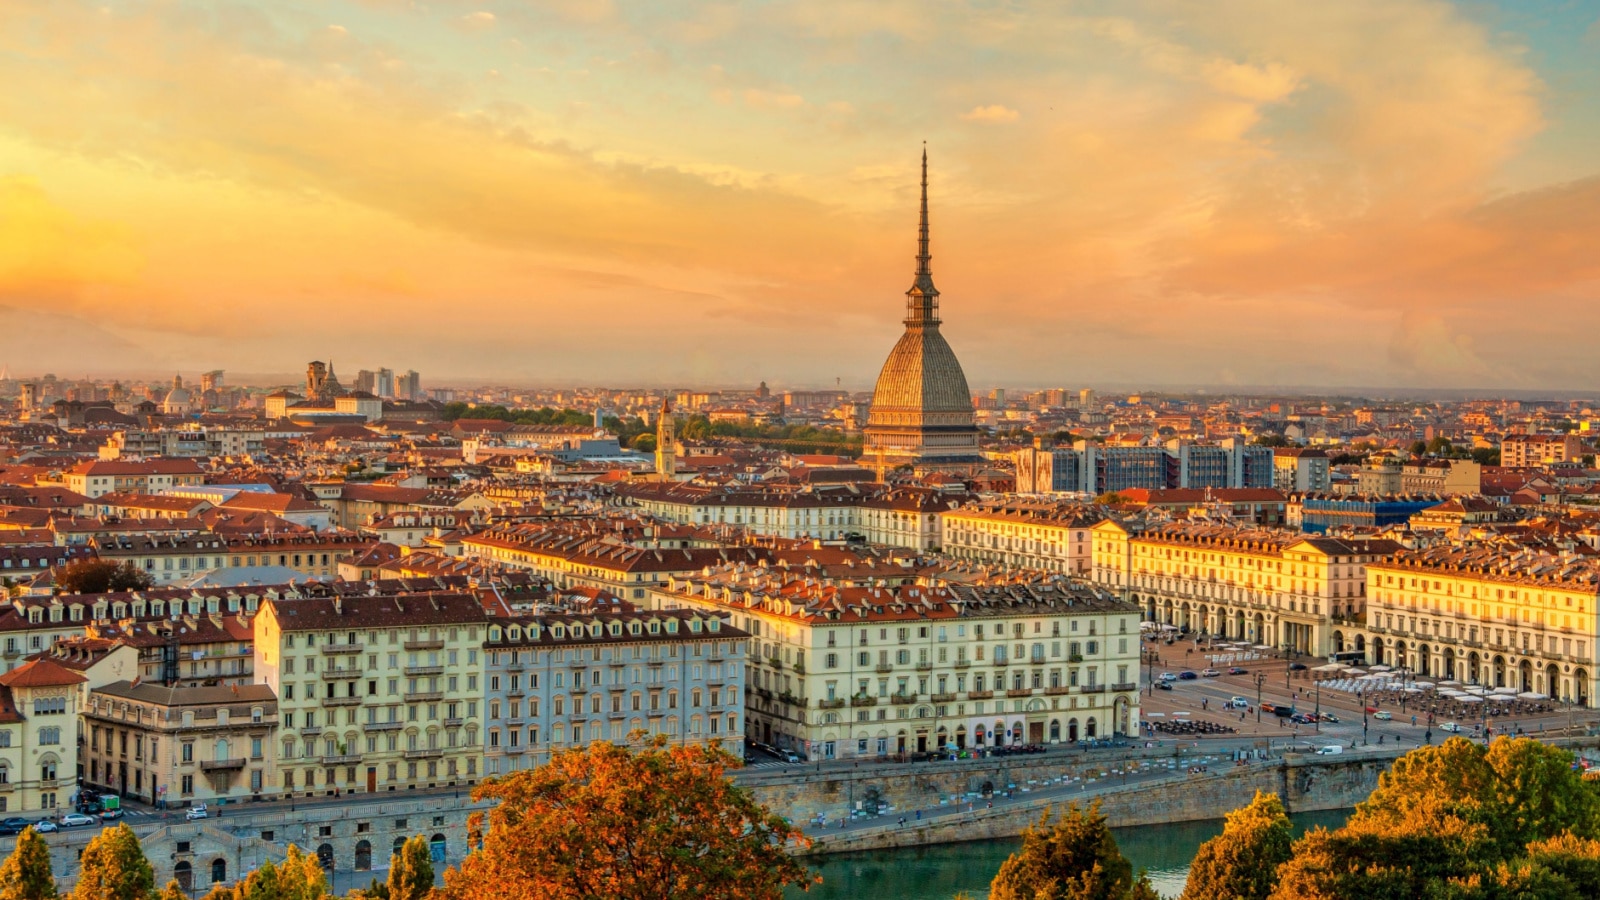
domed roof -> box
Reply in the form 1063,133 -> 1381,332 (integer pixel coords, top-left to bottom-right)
867,326 -> 973,422
164,386 -> 193,405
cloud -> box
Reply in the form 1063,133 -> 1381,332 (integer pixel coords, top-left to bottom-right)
460,11 -> 496,30
961,105 -> 1020,123
0,0 -> 1592,389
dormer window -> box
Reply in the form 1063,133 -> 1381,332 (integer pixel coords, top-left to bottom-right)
647,621 -> 659,634
552,626 -> 566,639
508,626 -> 521,641
708,619 -> 721,632
489,626 -> 503,642
666,619 -> 679,634
689,619 -> 702,633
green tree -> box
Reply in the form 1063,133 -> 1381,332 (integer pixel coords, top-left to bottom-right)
1410,440 -> 1429,457
52,560 -> 154,594
438,735 -> 810,900
1427,436 -> 1455,456
1253,434 -> 1290,448
0,827 -> 58,900
1095,492 -> 1130,506
70,824 -> 155,900
1181,792 -> 1292,900
630,433 -> 657,453
1471,447 -> 1501,466
387,836 -> 433,900
990,802 -> 1158,900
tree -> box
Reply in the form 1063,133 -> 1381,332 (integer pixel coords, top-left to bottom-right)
1181,792 -> 1293,900
1269,738 -> 1600,900
1253,434 -> 1290,448
0,827 -> 58,900
1410,440 -> 1428,457
630,433 -> 657,453
438,735 -> 811,900
1095,492 -> 1130,506
155,883 -> 186,900
387,836 -> 433,900
70,824 -> 155,900
52,559 -> 153,595
990,802 -> 1159,900
1471,447 -> 1501,466
274,845 -> 327,900
1427,436 -> 1455,456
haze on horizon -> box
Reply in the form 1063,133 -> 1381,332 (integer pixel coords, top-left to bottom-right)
2,1 -> 1598,392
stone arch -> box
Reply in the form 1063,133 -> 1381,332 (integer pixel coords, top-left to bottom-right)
211,859 -> 227,885
430,834 -> 447,865
1576,669 -> 1590,706
1086,717 -> 1098,738
316,844 -> 334,872
355,840 -> 372,872
174,862 -> 192,892
1049,719 -> 1061,742
1068,718 -> 1080,742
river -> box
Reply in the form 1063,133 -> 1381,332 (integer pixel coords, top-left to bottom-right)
789,809 -> 1351,900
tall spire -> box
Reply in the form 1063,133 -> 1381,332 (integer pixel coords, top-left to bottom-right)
906,144 -> 940,325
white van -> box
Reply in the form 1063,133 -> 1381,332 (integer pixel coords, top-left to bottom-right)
1316,745 -> 1343,755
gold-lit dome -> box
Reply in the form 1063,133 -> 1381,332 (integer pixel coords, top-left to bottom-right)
862,150 -> 981,475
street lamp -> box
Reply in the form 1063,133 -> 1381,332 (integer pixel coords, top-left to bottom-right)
1314,679 -> 1321,734
1254,672 -> 1267,724
1361,689 -> 1369,746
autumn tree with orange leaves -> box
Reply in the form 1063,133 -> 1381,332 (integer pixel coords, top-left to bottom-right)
439,734 -> 812,900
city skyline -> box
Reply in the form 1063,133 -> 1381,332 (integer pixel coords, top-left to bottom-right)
4,1 -> 1599,389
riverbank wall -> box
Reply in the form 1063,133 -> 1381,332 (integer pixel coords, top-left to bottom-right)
796,735 -> 1600,855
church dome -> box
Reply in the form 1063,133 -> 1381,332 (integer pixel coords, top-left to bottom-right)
862,150 -> 980,474
867,327 -> 973,425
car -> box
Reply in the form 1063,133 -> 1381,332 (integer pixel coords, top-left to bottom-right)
1154,681 -> 1173,691
0,817 -> 31,836
1373,710 -> 1393,721
1228,667 -> 1248,675
1440,721 -> 1463,733
1320,713 -> 1340,723
1178,671 -> 1199,680
1158,672 -> 1178,683
1289,662 -> 1309,671
186,805 -> 209,821
33,820 -> 58,833
783,751 -> 801,764
1291,713 -> 1315,724
99,809 -> 124,821
59,813 -> 97,828
1316,745 -> 1344,755
1227,696 -> 1250,708
1201,668 -> 1221,677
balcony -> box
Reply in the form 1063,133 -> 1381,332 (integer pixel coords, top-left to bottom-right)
992,659 -> 1009,667
504,746 -> 526,755
953,660 -> 971,669
200,758 -> 247,771
850,696 -> 877,708
1080,685 -> 1106,694
405,691 -> 444,703
967,690 -> 994,700
1044,686 -> 1072,696
443,717 -> 465,727
506,688 -> 525,699
405,665 -> 444,677
324,669 -> 362,681
300,726 -> 323,737
505,662 -> 524,673
1112,682 -> 1139,692
930,692 -> 956,703
363,721 -> 403,732
405,639 -> 445,651
320,644 -> 363,655
875,664 -> 893,674
890,692 -> 916,705
322,696 -> 362,708
817,698 -> 846,710
915,662 -> 933,671
404,748 -> 444,760
321,753 -> 362,766
1006,688 -> 1033,698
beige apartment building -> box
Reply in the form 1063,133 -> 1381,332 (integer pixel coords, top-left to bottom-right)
1502,434 -> 1585,468
942,502 -> 1105,575
0,658 -> 86,814
253,592 -> 487,798
83,682 -> 279,807
652,566 -> 1141,759
1364,545 -> 1599,706
1093,519 -> 1400,657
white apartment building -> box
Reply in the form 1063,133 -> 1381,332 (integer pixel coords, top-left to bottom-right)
653,566 -> 1141,760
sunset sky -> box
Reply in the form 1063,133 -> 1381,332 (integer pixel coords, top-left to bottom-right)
2,1 -> 1598,391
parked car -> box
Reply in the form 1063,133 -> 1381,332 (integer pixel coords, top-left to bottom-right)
1227,667 -> 1248,675
1201,668 -> 1221,677
59,813 -> 98,828
186,804 -> 209,821
1178,671 -> 1199,680
1155,681 -> 1173,691
1289,662 -> 1309,671
1374,710 -> 1393,721
33,820 -> 58,833
783,751 -> 801,764
0,817 -> 31,836
1440,721 -> 1463,733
